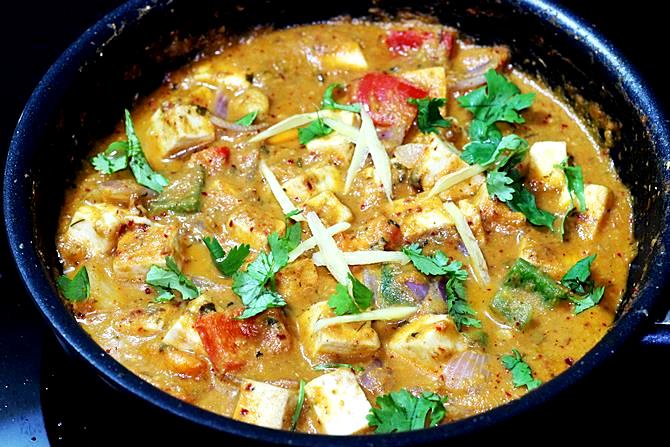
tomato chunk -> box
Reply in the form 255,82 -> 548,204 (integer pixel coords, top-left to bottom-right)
354,73 -> 427,145
195,309 -> 291,373
386,30 -> 433,56
195,311 -> 259,372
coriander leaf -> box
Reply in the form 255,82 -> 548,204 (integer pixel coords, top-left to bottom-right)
327,274 -> 373,316
235,110 -> 258,126
268,222 -> 302,273
290,379 -> 306,431
505,170 -> 556,230
561,254 -> 605,314
233,222 -> 300,319
559,205 -> 575,239
57,267 -> 90,301
403,244 -> 478,330
486,170 -> 515,202
312,363 -> 365,372
321,83 -> 361,113
124,109 -> 169,193
444,276 -> 481,330
561,254 -> 596,294
557,159 -> 587,211
367,389 -> 447,433
284,209 -> 303,220
327,283 -> 358,315
407,97 -> 450,134
203,236 -> 250,277
146,257 -> 199,301
91,141 -> 129,174
232,252 -> 275,305
572,286 -> 605,314
402,244 -> 465,278
238,289 -> 286,319
501,349 -> 542,391
458,69 -> 535,126
298,117 -> 333,145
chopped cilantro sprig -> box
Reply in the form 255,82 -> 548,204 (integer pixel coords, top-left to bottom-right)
402,244 -> 480,330
367,389 -> 447,433
561,254 -> 605,314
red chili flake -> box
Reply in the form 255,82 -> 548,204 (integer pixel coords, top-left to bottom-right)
144,287 -> 152,294
565,357 -> 574,366
240,408 -> 249,416
386,30 -> 432,56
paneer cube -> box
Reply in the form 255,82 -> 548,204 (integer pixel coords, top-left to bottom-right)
282,165 -> 344,203
412,136 -> 464,191
577,184 -> 611,240
473,185 -> 526,233
233,379 -> 293,430
390,196 -> 454,242
528,141 -> 567,190
399,67 -> 447,99
64,203 -> 127,259
304,369 -> 372,435
149,101 -> 216,158
388,314 -> 468,372
304,191 -> 353,227
306,110 -> 358,161
162,313 -> 205,355
226,204 -> 286,251
113,223 -> 180,280
321,41 -> 368,71
298,302 -> 380,360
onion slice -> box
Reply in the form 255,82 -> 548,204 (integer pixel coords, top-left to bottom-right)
288,222 -> 350,263
210,115 -> 268,133
304,211 -> 351,286
442,351 -> 490,390
312,250 -> 409,266
443,202 -> 490,284
313,306 -> 418,332
259,160 -> 305,222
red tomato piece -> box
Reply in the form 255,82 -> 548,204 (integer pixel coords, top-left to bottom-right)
195,311 -> 259,372
386,30 -> 433,56
355,72 -> 428,128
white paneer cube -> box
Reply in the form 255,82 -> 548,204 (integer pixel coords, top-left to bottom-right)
413,136 -> 464,190
304,191 -> 353,227
226,204 -> 285,251
282,165 -> 344,203
388,314 -> 468,372
112,223 -> 180,280
577,184 -> 611,240
162,314 -> 205,355
233,379 -> 293,430
298,302 -> 380,360
306,110 -> 358,161
304,369 -> 372,435
390,196 -> 454,242
321,41 -> 368,71
150,101 -> 216,158
528,141 -> 567,190
399,67 -> 447,99
64,203 -> 127,259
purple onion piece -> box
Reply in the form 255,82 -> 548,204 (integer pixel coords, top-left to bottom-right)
212,89 -> 229,119
405,281 -> 430,300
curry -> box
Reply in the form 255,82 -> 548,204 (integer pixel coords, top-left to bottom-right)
55,17 -> 636,434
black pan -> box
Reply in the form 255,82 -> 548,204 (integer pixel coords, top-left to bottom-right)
4,0 -> 670,445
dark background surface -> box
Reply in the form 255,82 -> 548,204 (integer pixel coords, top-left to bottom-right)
1,1 -> 668,445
